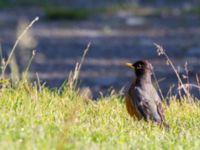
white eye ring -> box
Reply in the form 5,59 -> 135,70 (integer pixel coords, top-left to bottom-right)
137,64 -> 143,69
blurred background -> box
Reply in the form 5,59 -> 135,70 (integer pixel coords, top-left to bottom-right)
1,0 -> 200,98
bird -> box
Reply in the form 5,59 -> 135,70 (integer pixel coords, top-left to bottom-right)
125,60 -> 169,128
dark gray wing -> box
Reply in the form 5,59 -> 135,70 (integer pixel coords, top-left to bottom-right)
129,87 -> 150,121
130,85 -> 169,127
130,86 -> 165,122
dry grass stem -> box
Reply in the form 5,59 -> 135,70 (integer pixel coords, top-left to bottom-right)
1,17 -> 39,78
152,72 -> 165,101
69,42 -> 91,90
154,43 -> 192,101
24,50 -> 36,74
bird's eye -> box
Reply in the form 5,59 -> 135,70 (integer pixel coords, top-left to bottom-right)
137,64 -> 143,69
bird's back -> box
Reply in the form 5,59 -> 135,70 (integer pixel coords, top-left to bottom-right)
127,79 -> 165,123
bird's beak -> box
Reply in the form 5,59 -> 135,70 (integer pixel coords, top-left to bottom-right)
126,63 -> 135,69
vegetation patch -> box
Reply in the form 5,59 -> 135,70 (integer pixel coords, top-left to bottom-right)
44,7 -> 97,20
0,81 -> 200,149
184,6 -> 200,16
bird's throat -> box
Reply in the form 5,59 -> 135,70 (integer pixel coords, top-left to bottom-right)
136,74 -> 152,84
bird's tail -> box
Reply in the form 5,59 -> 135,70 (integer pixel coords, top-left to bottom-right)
161,121 -> 170,130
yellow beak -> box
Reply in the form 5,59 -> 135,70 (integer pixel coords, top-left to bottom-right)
126,63 -> 135,69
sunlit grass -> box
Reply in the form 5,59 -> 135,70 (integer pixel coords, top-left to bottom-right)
0,80 -> 200,150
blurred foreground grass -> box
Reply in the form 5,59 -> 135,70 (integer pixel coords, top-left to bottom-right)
0,79 -> 200,150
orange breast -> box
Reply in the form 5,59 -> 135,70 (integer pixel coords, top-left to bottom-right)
125,80 -> 142,119
125,94 -> 141,119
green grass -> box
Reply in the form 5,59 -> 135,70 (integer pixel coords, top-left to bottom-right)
0,79 -> 200,150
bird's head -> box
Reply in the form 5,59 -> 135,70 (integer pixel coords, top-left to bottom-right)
126,60 -> 153,77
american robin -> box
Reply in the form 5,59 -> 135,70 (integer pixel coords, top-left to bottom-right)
125,60 -> 169,127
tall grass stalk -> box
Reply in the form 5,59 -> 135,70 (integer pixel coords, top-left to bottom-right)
68,42 -> 91,90
0,43 -> 3,65
20,50 -> 36,87
10,54 -> 19,85
154,43 -> 192,102
152,72 -> 165,102
1,17 -> 39,78
24,50 -> 36,74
